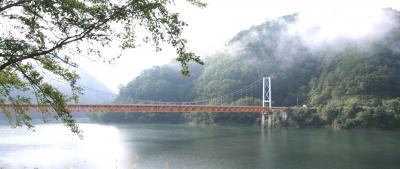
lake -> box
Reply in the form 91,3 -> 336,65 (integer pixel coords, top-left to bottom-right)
0,123 -> 399,169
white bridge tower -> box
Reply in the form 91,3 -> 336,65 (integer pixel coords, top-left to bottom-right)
261,77 -> 272,128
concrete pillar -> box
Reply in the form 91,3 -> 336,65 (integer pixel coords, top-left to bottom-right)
261,112 -> 265,128
281,111 -> 288,121
267,113 -> 272,128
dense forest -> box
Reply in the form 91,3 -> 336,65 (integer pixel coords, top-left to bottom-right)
90,8 -> 400,129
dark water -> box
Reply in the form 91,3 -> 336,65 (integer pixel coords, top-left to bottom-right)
0,124 -> 399,169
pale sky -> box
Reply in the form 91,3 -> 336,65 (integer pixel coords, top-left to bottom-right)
76,0 -> 400,93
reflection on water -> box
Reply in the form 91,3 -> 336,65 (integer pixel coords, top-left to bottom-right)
1,123 -> 400,169
0,124 -> 128,169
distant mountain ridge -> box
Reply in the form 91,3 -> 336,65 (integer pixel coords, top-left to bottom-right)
51,68 -> 116,104
101,8 -> 400,129
8,68 -> 115,104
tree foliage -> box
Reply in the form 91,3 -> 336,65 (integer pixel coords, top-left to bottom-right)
0,0 -> 205,136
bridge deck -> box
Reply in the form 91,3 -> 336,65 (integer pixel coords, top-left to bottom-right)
1,104 -> 288,113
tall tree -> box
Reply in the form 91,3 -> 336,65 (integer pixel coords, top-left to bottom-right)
0,0 -> 205,137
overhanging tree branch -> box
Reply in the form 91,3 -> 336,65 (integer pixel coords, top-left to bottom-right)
0,0 -> 27,13
0,18 -> 111,71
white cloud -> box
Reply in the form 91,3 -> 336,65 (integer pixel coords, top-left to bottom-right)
287,7 -> 397,50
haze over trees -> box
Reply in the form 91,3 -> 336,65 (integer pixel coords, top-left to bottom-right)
108,8 -> 400,129
0,0 -> 206,136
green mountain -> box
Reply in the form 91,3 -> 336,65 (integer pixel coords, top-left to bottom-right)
95,8 -> 400,129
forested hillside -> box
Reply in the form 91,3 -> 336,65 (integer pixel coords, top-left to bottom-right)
92,8 -> 400,129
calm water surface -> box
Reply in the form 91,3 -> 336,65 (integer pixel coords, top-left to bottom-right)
0,123 -> 399,169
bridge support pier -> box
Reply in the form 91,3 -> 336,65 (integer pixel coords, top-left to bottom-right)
261,112 -> 265,127
281,111 -> 288,121
267,113 -> 272,128
261,112 -> 273,128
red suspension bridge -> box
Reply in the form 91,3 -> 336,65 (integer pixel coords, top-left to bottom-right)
0,104 -> 288,113
1,77 -> 288,127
